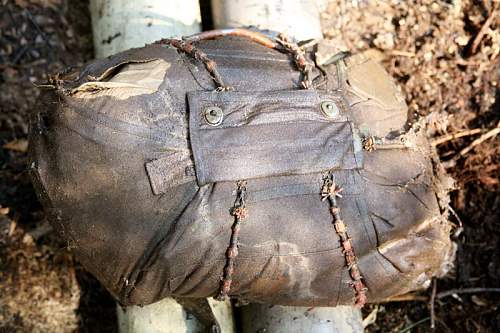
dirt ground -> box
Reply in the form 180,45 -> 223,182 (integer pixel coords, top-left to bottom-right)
0,0 -> 498,332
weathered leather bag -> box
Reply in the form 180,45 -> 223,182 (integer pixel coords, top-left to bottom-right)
30,30 -> 455,307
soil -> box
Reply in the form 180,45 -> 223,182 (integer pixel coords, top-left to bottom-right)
0,0 -> 498,332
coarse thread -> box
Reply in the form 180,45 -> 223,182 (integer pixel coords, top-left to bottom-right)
154,38 -> 229,90
216,181 -> 247,300
322,175 -> 368,308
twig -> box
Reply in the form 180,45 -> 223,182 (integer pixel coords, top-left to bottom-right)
27,220 -> 53,240
398,317 -> 430,333
457,122 -> 500,157
437,287 -> 500,299
12,44 -> 30,64
381,286 -> 500,304
362,305 -> 379,328
445,122 -> 500,168
24,8 -> 61,65
471,3 -> 499,54
382,293 -> 428,302
430,278 -> 437,329
431,128 -> 483,146
448,204 -> 464,228
390,50 -> 416,57
448,204 -> 464,239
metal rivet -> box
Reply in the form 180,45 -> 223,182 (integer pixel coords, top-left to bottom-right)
320,100 -> 339,118
203,106 -> 223,126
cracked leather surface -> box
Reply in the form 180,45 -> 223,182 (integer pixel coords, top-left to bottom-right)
29,36 -> 455,307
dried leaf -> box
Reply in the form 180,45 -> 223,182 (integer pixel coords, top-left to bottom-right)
8,220 -> 17,237
0,206 -> 10,215
471,295 -> 488,306
3,139 -> 28,152
22,233 -> 35,246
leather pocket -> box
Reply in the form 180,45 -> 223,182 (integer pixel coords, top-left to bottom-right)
188,90 -> 363,185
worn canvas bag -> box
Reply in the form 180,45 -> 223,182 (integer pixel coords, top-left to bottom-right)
30,30 -> 455,308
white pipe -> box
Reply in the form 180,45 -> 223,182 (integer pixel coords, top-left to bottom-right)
90,1 -> 236,333
211,0 -> 327,41
211,1 -> 364,332
117,298 -> 203,333
241,304 -> 364,333
90,0 -> 202,58
117,298 -> 235,333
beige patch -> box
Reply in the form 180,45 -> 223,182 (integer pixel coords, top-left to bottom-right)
346,55 -> 406,110
378,215 -> 453,275
71,59 -> 170,100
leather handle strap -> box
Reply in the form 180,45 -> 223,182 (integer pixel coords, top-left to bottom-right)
156,28 -> 315,90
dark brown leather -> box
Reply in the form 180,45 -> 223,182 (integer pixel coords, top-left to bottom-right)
29,36 -> 455,307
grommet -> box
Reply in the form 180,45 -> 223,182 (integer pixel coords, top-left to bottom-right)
203,106 -> 223,126
320,100 -> 339,118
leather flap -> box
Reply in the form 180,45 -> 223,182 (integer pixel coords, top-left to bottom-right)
188,90 -> 363,185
